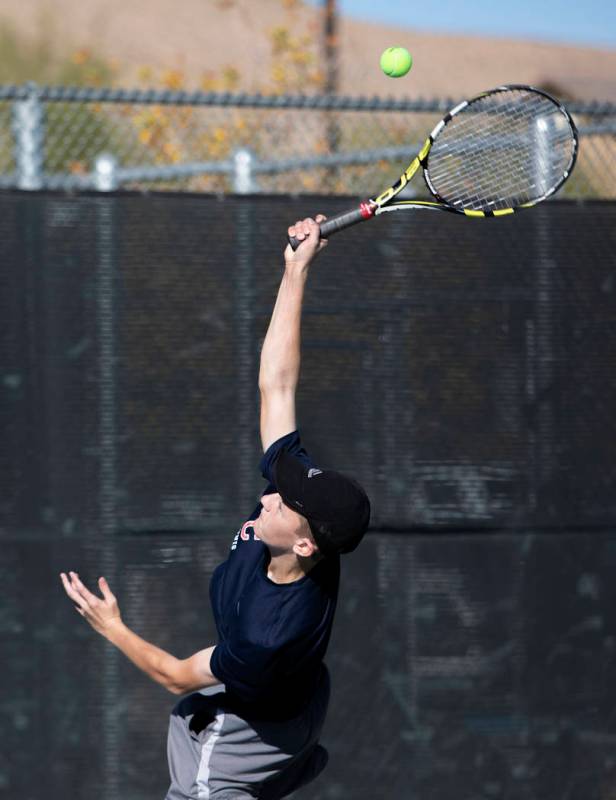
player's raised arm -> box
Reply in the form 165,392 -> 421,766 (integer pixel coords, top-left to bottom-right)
258,215 -> 327,452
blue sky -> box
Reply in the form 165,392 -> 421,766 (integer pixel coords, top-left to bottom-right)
305,0 -> 616,49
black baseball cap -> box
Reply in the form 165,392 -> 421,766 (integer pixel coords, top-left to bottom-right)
272,451 -> 371,556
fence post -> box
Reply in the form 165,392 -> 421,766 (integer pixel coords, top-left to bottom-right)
233,148 -> 257,194
13,82 -> 44,190
94,153 -> 119,191
96,195 -> 121,800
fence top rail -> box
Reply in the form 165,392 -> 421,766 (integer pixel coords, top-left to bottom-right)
0,81 -> 615,116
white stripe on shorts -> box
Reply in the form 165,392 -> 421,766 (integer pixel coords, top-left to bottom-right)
197,711 -> 225,800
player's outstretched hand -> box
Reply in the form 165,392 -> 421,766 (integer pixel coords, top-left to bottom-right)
60,571 -> 122,637
284,214 -> 328,270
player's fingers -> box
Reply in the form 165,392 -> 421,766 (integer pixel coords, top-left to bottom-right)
288,220 -> 305,241
69,571 -> 100,605
302,218 -> 320,240
61,571 -> 80,599
98,576 -> 116,603
287,217 -> 322,249
315,214 -> 327,224
60,572 -> 90,610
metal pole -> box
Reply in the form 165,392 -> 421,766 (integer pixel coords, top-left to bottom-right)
324,0 -> 339,98
528,117 -> 557,522
234,198 -> 256,512
13,83 -> 44,190
323,0 -> 340,188
96,196 -> 121,800
94,153 -> 119,192
233,148 -> 257,194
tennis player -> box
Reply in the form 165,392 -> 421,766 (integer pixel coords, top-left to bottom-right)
60,213 -> 370,799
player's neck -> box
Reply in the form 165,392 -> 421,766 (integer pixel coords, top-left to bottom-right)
266,551 -> 320,584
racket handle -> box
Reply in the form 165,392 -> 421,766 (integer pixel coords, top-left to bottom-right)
287,202 -> 375,251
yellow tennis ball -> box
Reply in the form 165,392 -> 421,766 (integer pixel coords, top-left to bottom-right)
380,46 -> 413,78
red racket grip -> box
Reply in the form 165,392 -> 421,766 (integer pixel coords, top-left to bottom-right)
287,202 -> 375,251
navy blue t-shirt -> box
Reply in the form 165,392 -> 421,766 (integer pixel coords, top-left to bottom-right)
209,431 -> 340,719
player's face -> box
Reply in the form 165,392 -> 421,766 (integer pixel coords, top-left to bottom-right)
256,492 -> 309,552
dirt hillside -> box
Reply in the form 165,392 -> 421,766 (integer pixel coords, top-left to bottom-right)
1,0 -> 615,100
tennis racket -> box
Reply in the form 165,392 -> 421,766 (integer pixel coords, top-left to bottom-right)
288,85 -> 578,250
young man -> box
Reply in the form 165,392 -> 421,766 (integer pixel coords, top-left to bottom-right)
60,214 -> 371,799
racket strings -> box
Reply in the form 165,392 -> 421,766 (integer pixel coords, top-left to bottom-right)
426,89 -> 576,212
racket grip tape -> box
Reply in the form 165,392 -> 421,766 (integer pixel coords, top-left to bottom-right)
288,202 -> 375,251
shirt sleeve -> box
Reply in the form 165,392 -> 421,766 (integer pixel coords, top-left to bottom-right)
259,430 -> 315,494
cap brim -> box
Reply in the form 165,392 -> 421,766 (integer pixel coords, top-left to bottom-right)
272,450 -> 307,511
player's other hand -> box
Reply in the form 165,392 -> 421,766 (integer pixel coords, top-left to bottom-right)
60,571 -> 122,637
284,215 -> 328,270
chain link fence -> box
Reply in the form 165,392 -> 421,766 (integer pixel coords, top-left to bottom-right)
1,82 -> 615,197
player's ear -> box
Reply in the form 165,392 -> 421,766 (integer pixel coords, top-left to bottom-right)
293,536 -> 318,559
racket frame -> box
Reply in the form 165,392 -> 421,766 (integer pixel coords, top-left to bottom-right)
288,84 -> 579,249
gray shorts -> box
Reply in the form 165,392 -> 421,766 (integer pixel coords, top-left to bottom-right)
164,667 -> 330,800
